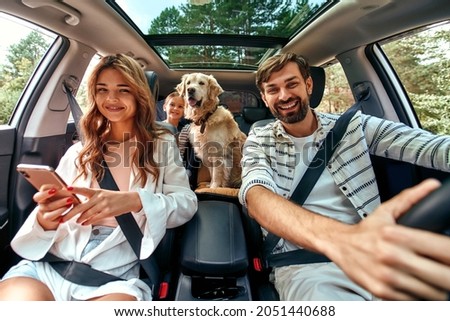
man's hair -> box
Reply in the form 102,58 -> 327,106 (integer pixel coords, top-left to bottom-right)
256,53 -> 311,92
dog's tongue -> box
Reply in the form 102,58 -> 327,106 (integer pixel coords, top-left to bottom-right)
188,98 -> 197,107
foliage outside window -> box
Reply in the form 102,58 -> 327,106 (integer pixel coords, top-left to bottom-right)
381,21 -> 450,135
75,55 -> 101,114
315,63 -> 354,114
138,0 -> 332,70
0,14 -> 56,125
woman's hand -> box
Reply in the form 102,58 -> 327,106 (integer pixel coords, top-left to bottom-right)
60,186 -> 142,226
34,184 -> 77,231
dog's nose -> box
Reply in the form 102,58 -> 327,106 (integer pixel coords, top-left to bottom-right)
187,88 -> 195,95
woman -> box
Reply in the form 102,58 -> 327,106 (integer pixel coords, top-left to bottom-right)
0,54 -> 197,301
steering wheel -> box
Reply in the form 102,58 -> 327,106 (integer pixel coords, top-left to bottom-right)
397,178 -> 450,234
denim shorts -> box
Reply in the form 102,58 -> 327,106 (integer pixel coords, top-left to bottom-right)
2,226 -> 114,281
80,226 -> 114,257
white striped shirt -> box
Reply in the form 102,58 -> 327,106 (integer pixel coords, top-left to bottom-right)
239,109 -> 450,229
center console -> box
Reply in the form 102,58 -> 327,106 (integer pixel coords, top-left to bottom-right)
175,200 -> 252,300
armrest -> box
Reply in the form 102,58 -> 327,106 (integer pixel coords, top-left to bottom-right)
180,200 -> 248,277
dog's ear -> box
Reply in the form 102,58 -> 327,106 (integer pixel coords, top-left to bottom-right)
207,74 -> 224,101
176,74 -> 189,97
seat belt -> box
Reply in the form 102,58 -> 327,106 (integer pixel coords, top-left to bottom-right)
99,160 -> 160,293
40,252 -> 123,286
63,82 -> 84,143
262,101 -> 361,269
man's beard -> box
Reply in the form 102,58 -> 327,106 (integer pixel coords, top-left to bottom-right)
272,97 -> 309,124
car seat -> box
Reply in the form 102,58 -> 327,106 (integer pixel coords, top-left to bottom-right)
145,70 -> 159,102
234,106 -> 273,135
143,70 -> 179,299
244,66 -> 326,300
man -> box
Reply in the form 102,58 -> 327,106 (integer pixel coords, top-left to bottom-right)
238,52 -> 450,300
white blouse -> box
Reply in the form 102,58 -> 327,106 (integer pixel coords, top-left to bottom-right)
10,133 -> 197,300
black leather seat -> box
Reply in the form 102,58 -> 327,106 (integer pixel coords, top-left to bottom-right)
145,70 -> 159,101
144,70 -> 178,299
234,107 -> 273,135
144,70 -> 176,134
244,66 -> 326,301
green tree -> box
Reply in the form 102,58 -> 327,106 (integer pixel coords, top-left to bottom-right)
383,25 -> 450,134
3,31 -> 48,92
148,0 -> 313,67
0,31 -> 49,124
317,63 -> 354,114
384,29 -> 450,96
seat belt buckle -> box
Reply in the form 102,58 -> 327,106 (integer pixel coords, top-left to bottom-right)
158,281 -> 169,300
253,257 -> 265,272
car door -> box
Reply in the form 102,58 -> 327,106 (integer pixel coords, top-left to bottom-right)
332,21 -> 450,201
0,12 -> 94,275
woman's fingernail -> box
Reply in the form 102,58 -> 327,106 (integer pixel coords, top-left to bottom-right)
67,186 -> 74,191
48,188 -> 57,195
59,217 -> 65,223
66,198 -> 73,204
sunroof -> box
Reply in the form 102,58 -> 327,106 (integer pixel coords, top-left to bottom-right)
108,0 -> 336,70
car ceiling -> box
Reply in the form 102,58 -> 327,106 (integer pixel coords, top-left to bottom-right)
1,0 -> 449,95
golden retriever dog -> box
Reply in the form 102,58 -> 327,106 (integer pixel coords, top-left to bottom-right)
176,72 -> 246,188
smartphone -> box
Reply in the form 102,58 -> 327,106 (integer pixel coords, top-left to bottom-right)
16,163 -> 81,204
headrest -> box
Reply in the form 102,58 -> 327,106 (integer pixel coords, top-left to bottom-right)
309,66 -> 325,108
145,71 -> 159,102
242,107 -> 271,123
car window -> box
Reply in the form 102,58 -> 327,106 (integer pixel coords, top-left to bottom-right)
219,91 -> 259,114
0,13 -> 56,125
75,54 -> 101,114
316,62 -> 355,114
381,21 -> 450,135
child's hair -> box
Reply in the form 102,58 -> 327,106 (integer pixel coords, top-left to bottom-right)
164,91 -> 181,105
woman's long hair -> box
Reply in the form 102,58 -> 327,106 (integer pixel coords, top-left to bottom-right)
77,53 -> 159,186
